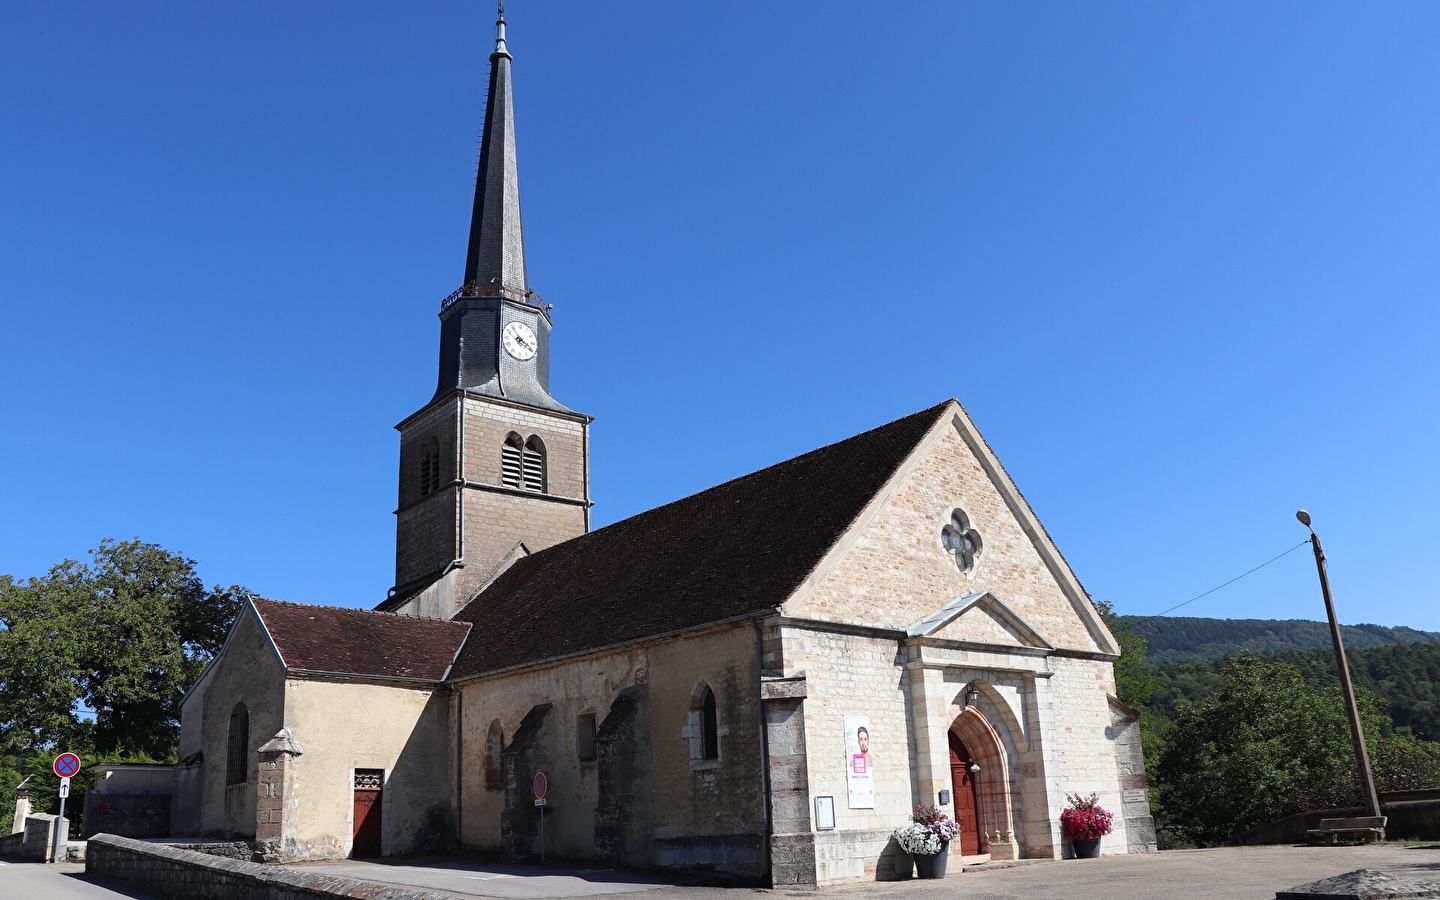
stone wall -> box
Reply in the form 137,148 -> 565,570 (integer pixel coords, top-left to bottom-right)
1106,697 -> 1158,853
1231,800 -> 1440,845
786,413 -> 1111,655
594,685 -> 652,867
173,606 -> 287,841
456,623 -> 765,879
0,813 -> 67,861
280,677 -> 453,861
84,790 -> 172,839
774,625 -> 913,883
86,833 -> 461,900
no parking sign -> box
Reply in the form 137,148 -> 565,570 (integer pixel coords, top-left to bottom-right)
53,753 -> 80,778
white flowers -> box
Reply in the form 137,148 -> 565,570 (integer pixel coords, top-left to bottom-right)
894,823 -> 943,856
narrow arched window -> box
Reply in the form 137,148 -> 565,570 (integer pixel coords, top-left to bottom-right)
226,703 -> 249,785
700,687 -> 719,760
501,433 -> 523,488
483,720 -> 505,791
419,438 -> 441,496
523,436 -> 547,493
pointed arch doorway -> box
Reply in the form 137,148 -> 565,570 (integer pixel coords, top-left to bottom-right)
948,731 -> 984,856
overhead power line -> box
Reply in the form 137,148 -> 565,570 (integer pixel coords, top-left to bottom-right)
1127,538 -> 1313,627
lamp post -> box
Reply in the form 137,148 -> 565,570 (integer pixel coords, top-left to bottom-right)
1296,510 -> 1381,820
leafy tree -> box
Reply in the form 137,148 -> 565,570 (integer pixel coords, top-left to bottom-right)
1155,654 -> 1387,844
1095,600 -> 1157,709
0,539 -> 246,762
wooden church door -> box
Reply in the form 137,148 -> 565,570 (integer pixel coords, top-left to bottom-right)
948,732 -> 982,856
352,769 -> 384,858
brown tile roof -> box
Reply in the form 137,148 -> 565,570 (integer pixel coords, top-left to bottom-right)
449,401 -> 952,680
252,598 -> 470,681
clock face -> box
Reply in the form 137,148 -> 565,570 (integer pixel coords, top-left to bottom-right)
501,321 -> 538,361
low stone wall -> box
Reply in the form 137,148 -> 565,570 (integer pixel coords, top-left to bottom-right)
87,833 -> 461,900
1231,800 -> 1440,845
0,814 -> 68,861
813,828 -> 910,884
163,839 -> 252,860
0,831 -> 23,858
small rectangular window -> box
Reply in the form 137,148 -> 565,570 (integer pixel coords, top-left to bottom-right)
576,714 -> 597,761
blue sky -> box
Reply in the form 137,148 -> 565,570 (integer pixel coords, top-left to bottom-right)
3,2 -> 1437,630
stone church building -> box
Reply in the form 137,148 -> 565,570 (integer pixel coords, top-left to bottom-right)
173,11 -> 1156,887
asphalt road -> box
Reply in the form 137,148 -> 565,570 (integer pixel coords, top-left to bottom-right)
295,857 -> 676,899
0,860 -> 157,900
300,844 -> 1440,900
5,844 -> 1438,900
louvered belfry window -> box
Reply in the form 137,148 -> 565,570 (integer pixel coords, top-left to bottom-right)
419,439 -> 441,497
501,433 -> 524,487
523,436 -> 547,493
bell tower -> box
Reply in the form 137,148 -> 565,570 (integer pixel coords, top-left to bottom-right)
382,6 -> 592,619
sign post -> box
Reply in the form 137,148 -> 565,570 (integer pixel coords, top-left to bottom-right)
52,753 -> 80,863
532,772 -> 548,864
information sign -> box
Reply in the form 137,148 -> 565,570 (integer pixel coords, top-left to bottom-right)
58,777 -> 70,799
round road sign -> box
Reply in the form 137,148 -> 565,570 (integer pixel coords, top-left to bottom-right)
532,771 -> 548,800
53,753 -> 81,778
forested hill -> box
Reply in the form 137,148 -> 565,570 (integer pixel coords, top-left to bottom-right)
1148,640 -> 1440,741
1120,615 -> 1440,663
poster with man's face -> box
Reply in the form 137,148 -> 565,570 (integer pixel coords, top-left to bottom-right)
844,715 -> 874,809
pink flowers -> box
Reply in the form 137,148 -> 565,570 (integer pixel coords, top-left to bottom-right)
1059,793 -> 1114,842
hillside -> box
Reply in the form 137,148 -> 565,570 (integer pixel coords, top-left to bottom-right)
1147,639 -> 1440,741
1120,615 -> 1440,663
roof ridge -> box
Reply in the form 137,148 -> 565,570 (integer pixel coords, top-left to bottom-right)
539,399 -> 952,548
253,596 -> 469,627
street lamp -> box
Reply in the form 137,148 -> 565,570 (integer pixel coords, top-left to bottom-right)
1296,509 -> 1382,823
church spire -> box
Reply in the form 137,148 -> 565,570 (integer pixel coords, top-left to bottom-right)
463,2 -> 527,293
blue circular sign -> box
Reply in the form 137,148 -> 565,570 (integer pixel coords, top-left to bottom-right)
53,753 -> 80,778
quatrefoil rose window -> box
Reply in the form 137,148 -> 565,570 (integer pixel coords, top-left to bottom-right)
942,509 -> 983,573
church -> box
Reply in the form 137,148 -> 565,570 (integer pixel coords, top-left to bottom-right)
172,10 -> 1156,887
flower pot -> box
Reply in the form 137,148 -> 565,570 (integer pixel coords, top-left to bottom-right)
913,838 -> 950,879
1070,837 -> 1101,859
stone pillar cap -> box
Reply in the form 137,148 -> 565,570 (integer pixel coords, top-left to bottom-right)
257,727 -> 304,756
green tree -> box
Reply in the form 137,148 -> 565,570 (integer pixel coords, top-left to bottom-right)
1155,654 -> 1383,844
1096,600 -> 1157,709
0,538 -> 246,761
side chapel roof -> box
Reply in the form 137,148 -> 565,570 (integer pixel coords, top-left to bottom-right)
448,401 -> 952,679
252,598 -> 470,682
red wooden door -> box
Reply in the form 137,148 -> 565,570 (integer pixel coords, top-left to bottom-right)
353,788 -> 382,858
949,732 -> 982,856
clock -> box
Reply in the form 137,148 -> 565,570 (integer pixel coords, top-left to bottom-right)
501,321 -> 538,361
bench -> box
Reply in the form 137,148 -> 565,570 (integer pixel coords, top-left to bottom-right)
1306,816 -> 1387,844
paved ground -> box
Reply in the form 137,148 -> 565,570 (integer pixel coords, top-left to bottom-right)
5,844 -> 1438,900
295,858 -> 678,899
0,860 -> 157,900
820,844 -> 1440,900
304,844 -> 1440,900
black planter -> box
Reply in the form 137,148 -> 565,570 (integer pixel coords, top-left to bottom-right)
913,839 -> 950,879
1070,836 -> 1102,859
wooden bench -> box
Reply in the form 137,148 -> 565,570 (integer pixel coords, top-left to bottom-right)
1306,816 -> 1387,844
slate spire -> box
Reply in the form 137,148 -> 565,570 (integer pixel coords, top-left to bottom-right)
463,2 -> 527,293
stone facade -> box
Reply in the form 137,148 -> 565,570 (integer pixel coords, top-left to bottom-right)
175,609 -> 286,841
393,393 -> 590,615
173,606 -> 454,862
454,623 -> 767,880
